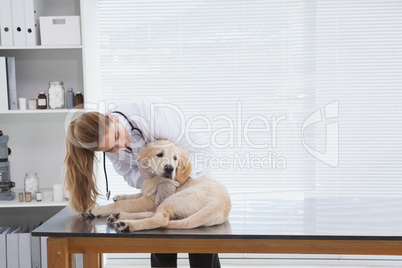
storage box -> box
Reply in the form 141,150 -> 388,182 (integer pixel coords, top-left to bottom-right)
39,16 -> 81,46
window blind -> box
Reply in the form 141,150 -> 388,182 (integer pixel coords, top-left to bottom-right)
96,0 -> 402,198
314,0 -> 402,197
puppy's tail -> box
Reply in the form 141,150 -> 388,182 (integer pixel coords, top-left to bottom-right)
166,205 -> 227,229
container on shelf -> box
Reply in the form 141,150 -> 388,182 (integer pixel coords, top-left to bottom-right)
37,92 -> 47,109
53,184 -> 64,202
28,99 -> 37,110
40,16 -> 82,46
24,172 -> 39,199
25,192 -> 32,202
66,88 -> 75,109
75,91 -> 83,108
48,81 -> 65,109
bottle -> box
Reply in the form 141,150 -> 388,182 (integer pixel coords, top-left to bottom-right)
36,192 -> 42,202
24,172 -> 39,199
75,91 -> 84,109
37,92 -> 47,109
66,88 -> 75,109
48,81 -> 65,109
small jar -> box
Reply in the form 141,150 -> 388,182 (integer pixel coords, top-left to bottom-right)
48,81 -> 65,109
75,91 -> 84,109
28,99 -> 37,110
25,192 -> 32,202
37,92 -> 47,109
24,172 -> 39,199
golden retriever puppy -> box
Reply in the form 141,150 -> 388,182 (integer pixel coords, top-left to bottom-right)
86,140 -> 231,232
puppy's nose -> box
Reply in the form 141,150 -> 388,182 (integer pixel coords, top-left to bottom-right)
164,164 -> 174,173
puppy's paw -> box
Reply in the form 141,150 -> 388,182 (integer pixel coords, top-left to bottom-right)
87,206 -> 109,218
107,212 -> 120,225
115,221 -> 131,233
84,210 -> 95,220
113,194 -> 126,202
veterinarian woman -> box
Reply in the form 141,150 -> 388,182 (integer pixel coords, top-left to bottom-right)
64,97 -> 221,268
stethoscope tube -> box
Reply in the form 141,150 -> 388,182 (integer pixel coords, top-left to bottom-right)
103,151 -> 111,200
103,111 -> 145,200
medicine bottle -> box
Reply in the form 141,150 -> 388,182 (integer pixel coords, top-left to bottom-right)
37,92 -> 47,109
48,81 -> 65,109
75,91 -> 84,109
36,192 -> 42,202
66,88 -> 75,109
24,172 -> 39,199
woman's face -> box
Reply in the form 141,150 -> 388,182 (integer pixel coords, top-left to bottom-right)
98,116 -> 131,153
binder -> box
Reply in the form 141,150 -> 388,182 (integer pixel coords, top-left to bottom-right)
30,224 -> 41,268
24,0 -> 45,46
11,0 -> 26,46
6,226 -> 21,268
0,0 -> 14,46
0,57 -> 9,110
0,226 -> 15,268
18,225 -> 31,268
40,236 -> 47,268
6,57 -> 17,110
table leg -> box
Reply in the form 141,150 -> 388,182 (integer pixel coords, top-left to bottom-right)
69,254 -> 75,268
47,237 -> 69,268
83,253 -> 103,268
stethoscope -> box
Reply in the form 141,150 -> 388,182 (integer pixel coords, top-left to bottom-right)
103,111 -> 145,200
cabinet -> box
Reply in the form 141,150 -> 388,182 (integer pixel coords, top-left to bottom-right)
0,0 -> 85,213
0,0 -> 83,109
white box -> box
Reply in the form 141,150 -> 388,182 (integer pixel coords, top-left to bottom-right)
39,16 -> 81,45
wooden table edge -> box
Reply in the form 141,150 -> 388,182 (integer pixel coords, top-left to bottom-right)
46,236 -> 402,267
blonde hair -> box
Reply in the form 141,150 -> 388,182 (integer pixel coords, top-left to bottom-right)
64,112 -> 112,214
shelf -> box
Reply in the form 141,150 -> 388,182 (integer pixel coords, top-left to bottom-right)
0,189 -> 68,208
0,199 -> 68,208
0,45 -> 82,50
0,109 -> 84,115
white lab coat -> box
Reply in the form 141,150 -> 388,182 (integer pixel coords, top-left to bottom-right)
105,97 -> 213,189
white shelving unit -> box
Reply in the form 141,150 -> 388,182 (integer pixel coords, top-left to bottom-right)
0,108 -> 83,115
0,47 -> 84,102
0,189 -> 68,208
0,0 -> 86,225
0,46 -> 82,50
0,200 -> 68,208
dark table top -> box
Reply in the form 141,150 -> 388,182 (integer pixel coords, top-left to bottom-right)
32,194 -> 402,241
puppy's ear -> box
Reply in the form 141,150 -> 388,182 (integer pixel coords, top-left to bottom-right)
138,146 -> 153,179
138,145 -> 150,160
175,153 -> 192,184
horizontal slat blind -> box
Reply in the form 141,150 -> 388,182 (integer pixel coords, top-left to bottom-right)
314,0 -> 402,197
96,0 -> 402,197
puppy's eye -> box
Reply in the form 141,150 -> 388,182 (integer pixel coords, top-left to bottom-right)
156,152 -> 164,157
173,156 -> 177,161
